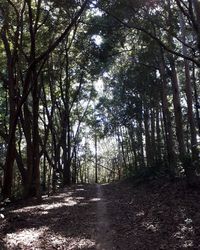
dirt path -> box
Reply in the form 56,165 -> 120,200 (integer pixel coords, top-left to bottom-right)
1,180 -> 200,249
95,184 -> 113,250
0,184 -> 114,250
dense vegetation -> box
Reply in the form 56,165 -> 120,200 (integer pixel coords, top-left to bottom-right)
0,0 -> 200,200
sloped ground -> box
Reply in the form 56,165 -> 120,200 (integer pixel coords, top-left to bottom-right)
0,184 -> 99,250
103,179 -> 200,249
1,179 -> 200,249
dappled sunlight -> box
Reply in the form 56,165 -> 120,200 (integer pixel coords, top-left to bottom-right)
182,240 -> 194,248
75,197 -> 85,201
42,200 -> 77,210
5,227 -> 96,249
76,188 -> 86,191
2,185 -> 99,249
173,217 -> 194,248
10,190 -> 86,215
90,198 -> 101,202
44,233 -> 96,250
11,198 -> 78,214
66,237 -> 96,249
11,206 -> 39,213
142,221 -> 159,233
2,183 -> 200,249
53,192 -> 74,198
2,0 -> 200,248
136,211 -> 145,217
38,210 -> 48,215
62,198 -> 78,207
6,227 -> 48,249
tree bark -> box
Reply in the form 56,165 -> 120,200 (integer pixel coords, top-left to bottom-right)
1,23 -> 17,199
159,54 -> 176,177
180,13 -> 198,184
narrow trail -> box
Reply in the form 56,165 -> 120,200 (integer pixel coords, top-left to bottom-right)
2,180 -> 200,249
95,184 -> 113,250
0,184 -> 115,250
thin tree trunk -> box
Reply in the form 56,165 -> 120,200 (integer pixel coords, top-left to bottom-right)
155,108 -> 162,164
180,13 -> 198,183
192,64 -> 200,135
151,108 -> 156,165
95,131 -> 98,183
168,56 -> 186,160
144,108 -> 152,167
159,54 -> 176,176
2,28 -> 17,198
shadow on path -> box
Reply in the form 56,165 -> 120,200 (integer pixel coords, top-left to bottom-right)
0,184 -> 109,249
1,180 -> 200,249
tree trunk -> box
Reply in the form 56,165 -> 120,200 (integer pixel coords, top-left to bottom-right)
136,98 -> 145,168
31,77 -> 41,198
155,108 -> 162,164
192,64 -> 200,135
2,56 -> 17,199
159,55 -> 176,177
95,131 -> 98,183
180,13 -> 198,184
150,108 -> 156,165
168,56 -> 186,158
62,115 -> 71,186
144,108 -> 152,167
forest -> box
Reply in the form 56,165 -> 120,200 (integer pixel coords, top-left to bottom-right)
1,0 -> 200,249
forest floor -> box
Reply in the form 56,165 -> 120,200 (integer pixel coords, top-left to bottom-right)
1,179 -> 200,249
